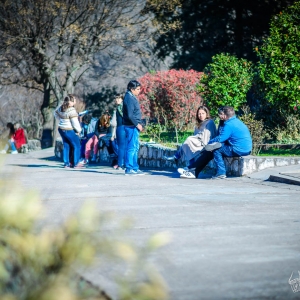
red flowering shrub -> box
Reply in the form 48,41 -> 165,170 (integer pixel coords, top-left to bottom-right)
138,69 -> 203,135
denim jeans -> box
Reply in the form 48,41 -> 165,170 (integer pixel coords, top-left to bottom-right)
124,126 -> 140,171
213,143 -> 250,176
116,125 -> 127,167
8,140 -> 17,152
58,128 -> 81,166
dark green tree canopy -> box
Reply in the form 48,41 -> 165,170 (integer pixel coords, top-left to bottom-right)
146,0 -> 296,70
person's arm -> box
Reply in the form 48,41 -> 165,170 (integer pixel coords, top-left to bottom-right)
209,124 -> 231,144
110,110 -> 117,140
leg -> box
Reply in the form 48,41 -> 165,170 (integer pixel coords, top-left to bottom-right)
85,135 -> 97,160
124,126 -> 140,172
8,140 -> 17,152
64,130 -> 81,166
58,128 -> 71,166
190,150 -> 214,178
213,144 -> 236,176
117,125 -> 127,167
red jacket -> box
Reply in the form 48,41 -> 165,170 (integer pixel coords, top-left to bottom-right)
14,128 -> 27,149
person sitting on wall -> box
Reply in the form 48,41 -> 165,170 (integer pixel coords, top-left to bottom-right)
13,123 -> 27,152
179,106 -> 252,179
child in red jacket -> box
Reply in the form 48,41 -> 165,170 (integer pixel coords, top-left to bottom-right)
13,123 -> 27,150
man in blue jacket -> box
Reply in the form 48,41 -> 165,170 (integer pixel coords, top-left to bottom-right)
122,80 -> 145,176
206,106 -> 252,179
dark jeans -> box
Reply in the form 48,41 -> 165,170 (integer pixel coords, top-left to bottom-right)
189,150 -> 214,178
213,144 -> 250,176
116,125 -> 127,167
58,128 -> 81,167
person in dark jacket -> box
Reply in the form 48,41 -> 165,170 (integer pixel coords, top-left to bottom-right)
122,80 -> 145,176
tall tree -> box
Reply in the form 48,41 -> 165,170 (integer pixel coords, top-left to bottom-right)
146,0 -> 296,70
0,0 -> 153,146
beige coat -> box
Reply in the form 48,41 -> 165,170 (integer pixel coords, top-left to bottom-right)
181,119 -> 217,161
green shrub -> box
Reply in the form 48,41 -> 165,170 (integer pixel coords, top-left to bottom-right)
198,53 -> 254,116
256,1 -> 300,112
0,168 -> 170,300
238,106 -> 268,155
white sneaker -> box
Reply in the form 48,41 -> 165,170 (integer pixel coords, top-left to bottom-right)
180,170 -> 196,179
177,167 -> 189,175
11,150 -> 18,154
0,150 -> 6,154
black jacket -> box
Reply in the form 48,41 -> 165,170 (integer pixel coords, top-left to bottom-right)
122,90 -> 141,127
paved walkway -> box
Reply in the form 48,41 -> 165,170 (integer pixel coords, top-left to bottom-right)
2,148 -> 300,300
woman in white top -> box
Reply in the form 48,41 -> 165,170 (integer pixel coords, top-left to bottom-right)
164,105 -> 217,167
54,94 -> 82,168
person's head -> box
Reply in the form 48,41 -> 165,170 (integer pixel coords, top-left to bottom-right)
115,93 -> 124,105
61,94 -> 77,111
196,105 -> 210,125
100,113 -> 111,128
6,122 -> 14,130
82,114 -> 92,125
127,80 -> 141,96
14,123 -> 21,130
218,106 -> 235,120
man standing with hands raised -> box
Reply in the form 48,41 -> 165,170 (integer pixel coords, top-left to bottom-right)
123,80 -> 145,176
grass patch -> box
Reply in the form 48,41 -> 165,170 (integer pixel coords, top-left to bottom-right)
140,130 -> 194,144
257,147 -> 300,156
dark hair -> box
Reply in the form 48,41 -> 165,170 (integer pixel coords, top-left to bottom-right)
127,80 -> 141,91
6,122 -> 15,138
61,94 -> 76,112
196,105 -> 211,127
218,106 -> 235,118
114,93 -> 124,99
82,114 -> 92,124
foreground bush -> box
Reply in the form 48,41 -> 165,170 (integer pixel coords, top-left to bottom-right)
198,53 -> 253,116
0,168 -> 170,300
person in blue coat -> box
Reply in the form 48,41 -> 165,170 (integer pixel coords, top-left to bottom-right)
207,106 -> 252,179
122,80 -> 145,176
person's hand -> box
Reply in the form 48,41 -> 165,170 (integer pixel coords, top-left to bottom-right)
111,137 -> 114,141
136,124 -> 143,132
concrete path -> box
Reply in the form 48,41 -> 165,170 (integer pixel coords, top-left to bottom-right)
1,148 -> 300,300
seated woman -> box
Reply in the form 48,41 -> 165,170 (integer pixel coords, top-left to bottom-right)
0,122 -> 17,154
164,105 -> 217,168
13,123 -> 27,151
83,112 -> 117,163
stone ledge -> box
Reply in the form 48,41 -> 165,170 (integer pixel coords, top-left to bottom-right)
54,138 -> 300,176
20,139 -> 42,153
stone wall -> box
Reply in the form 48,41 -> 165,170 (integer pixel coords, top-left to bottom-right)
20,139 -> 42,153
54,138 -> 300,176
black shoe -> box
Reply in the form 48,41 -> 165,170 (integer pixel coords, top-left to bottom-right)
205,142 -> 222,152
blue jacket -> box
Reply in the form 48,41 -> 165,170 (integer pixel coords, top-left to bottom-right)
209,116 -> 252,155
122,90 -> 142,127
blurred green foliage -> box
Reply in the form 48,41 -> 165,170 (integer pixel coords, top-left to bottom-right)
0,168 -> 171,300
256,1 -> 300,112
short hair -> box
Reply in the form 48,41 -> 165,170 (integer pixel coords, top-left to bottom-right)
114,93 -> 124,99
218,106 -> 235,118
82,114 -> 92,124
127,80 -> 141,91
